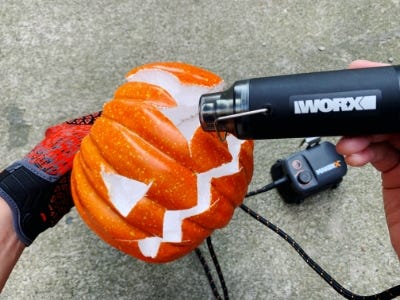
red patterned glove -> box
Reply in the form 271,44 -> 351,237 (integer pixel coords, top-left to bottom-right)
0,112 -> 100,245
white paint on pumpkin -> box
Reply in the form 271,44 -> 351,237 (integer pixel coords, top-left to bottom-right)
101,67 -> 245,259
101,168 -> 152,217
161,134 -> 243,243
138,237 -> 163,258
127,69 -> 224,141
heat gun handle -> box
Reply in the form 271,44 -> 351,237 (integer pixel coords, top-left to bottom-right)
234,65 -> 400,139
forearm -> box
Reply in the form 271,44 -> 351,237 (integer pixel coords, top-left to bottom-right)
0,112 -> 99,293
0,197 -> 25,293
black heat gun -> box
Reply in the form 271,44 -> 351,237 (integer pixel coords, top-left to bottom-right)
199,65 -> 400,139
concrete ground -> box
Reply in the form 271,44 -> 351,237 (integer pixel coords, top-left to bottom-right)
1,1 -> 400,299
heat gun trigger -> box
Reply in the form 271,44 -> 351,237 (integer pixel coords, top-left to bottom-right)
214,108 -> 269,142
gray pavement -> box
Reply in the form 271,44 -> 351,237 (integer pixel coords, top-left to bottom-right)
1,1 -> 400,299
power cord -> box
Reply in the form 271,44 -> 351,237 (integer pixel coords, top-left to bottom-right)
244,177 -> 288,198
196,178 -> 400,299
195,237 -> 229,300
240,200 -> 400,300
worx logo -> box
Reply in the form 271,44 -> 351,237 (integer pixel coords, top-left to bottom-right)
293,95 -> 377,114
315,160 -> 342,175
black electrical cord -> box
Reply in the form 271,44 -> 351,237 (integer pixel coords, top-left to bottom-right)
241,184 -> 400,300
205,237 -> 229,300
244,177 -> 288,197
195,237 -> 229,300
194,180 -> 282,300
196,179 -> 400,299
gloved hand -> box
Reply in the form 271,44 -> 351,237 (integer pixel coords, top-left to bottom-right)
0,112 -> 100,245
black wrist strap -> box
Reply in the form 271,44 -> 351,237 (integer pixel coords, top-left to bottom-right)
0,162 -> 60,245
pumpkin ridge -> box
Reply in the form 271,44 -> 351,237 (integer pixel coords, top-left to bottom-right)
78,135 -> 114,201
113,81 -> 178,107
211,174 -> 244,208
101,106 -> 192,169
97,114 -> 198,181
102,115 -> 181,159
71,168 -> 117,241
111,97 -> 175,110
78,134 -> 132,204
125,62 -> 223,87
238,141 -> 255,185
185,218 -> 215,235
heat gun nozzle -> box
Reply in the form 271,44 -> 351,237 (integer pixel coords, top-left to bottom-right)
199,80 -> 249,133
199,92 -> 233,132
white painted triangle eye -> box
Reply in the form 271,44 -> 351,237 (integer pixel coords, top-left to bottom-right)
101,168 -> 152,217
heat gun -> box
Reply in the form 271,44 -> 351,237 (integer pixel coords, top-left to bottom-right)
199,65 -> 400,139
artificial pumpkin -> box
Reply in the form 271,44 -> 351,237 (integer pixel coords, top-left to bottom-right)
71,62 -> 254,263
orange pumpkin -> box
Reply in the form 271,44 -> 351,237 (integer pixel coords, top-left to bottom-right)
71,62 -> 254,263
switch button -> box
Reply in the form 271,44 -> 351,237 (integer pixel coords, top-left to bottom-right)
297,170 -> 312,184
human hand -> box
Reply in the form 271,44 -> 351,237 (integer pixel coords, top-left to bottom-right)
336,60 -> 400,258
0,112 -> 100,245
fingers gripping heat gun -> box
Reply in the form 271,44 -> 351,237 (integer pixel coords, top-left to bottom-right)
199,65 -> 400,139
